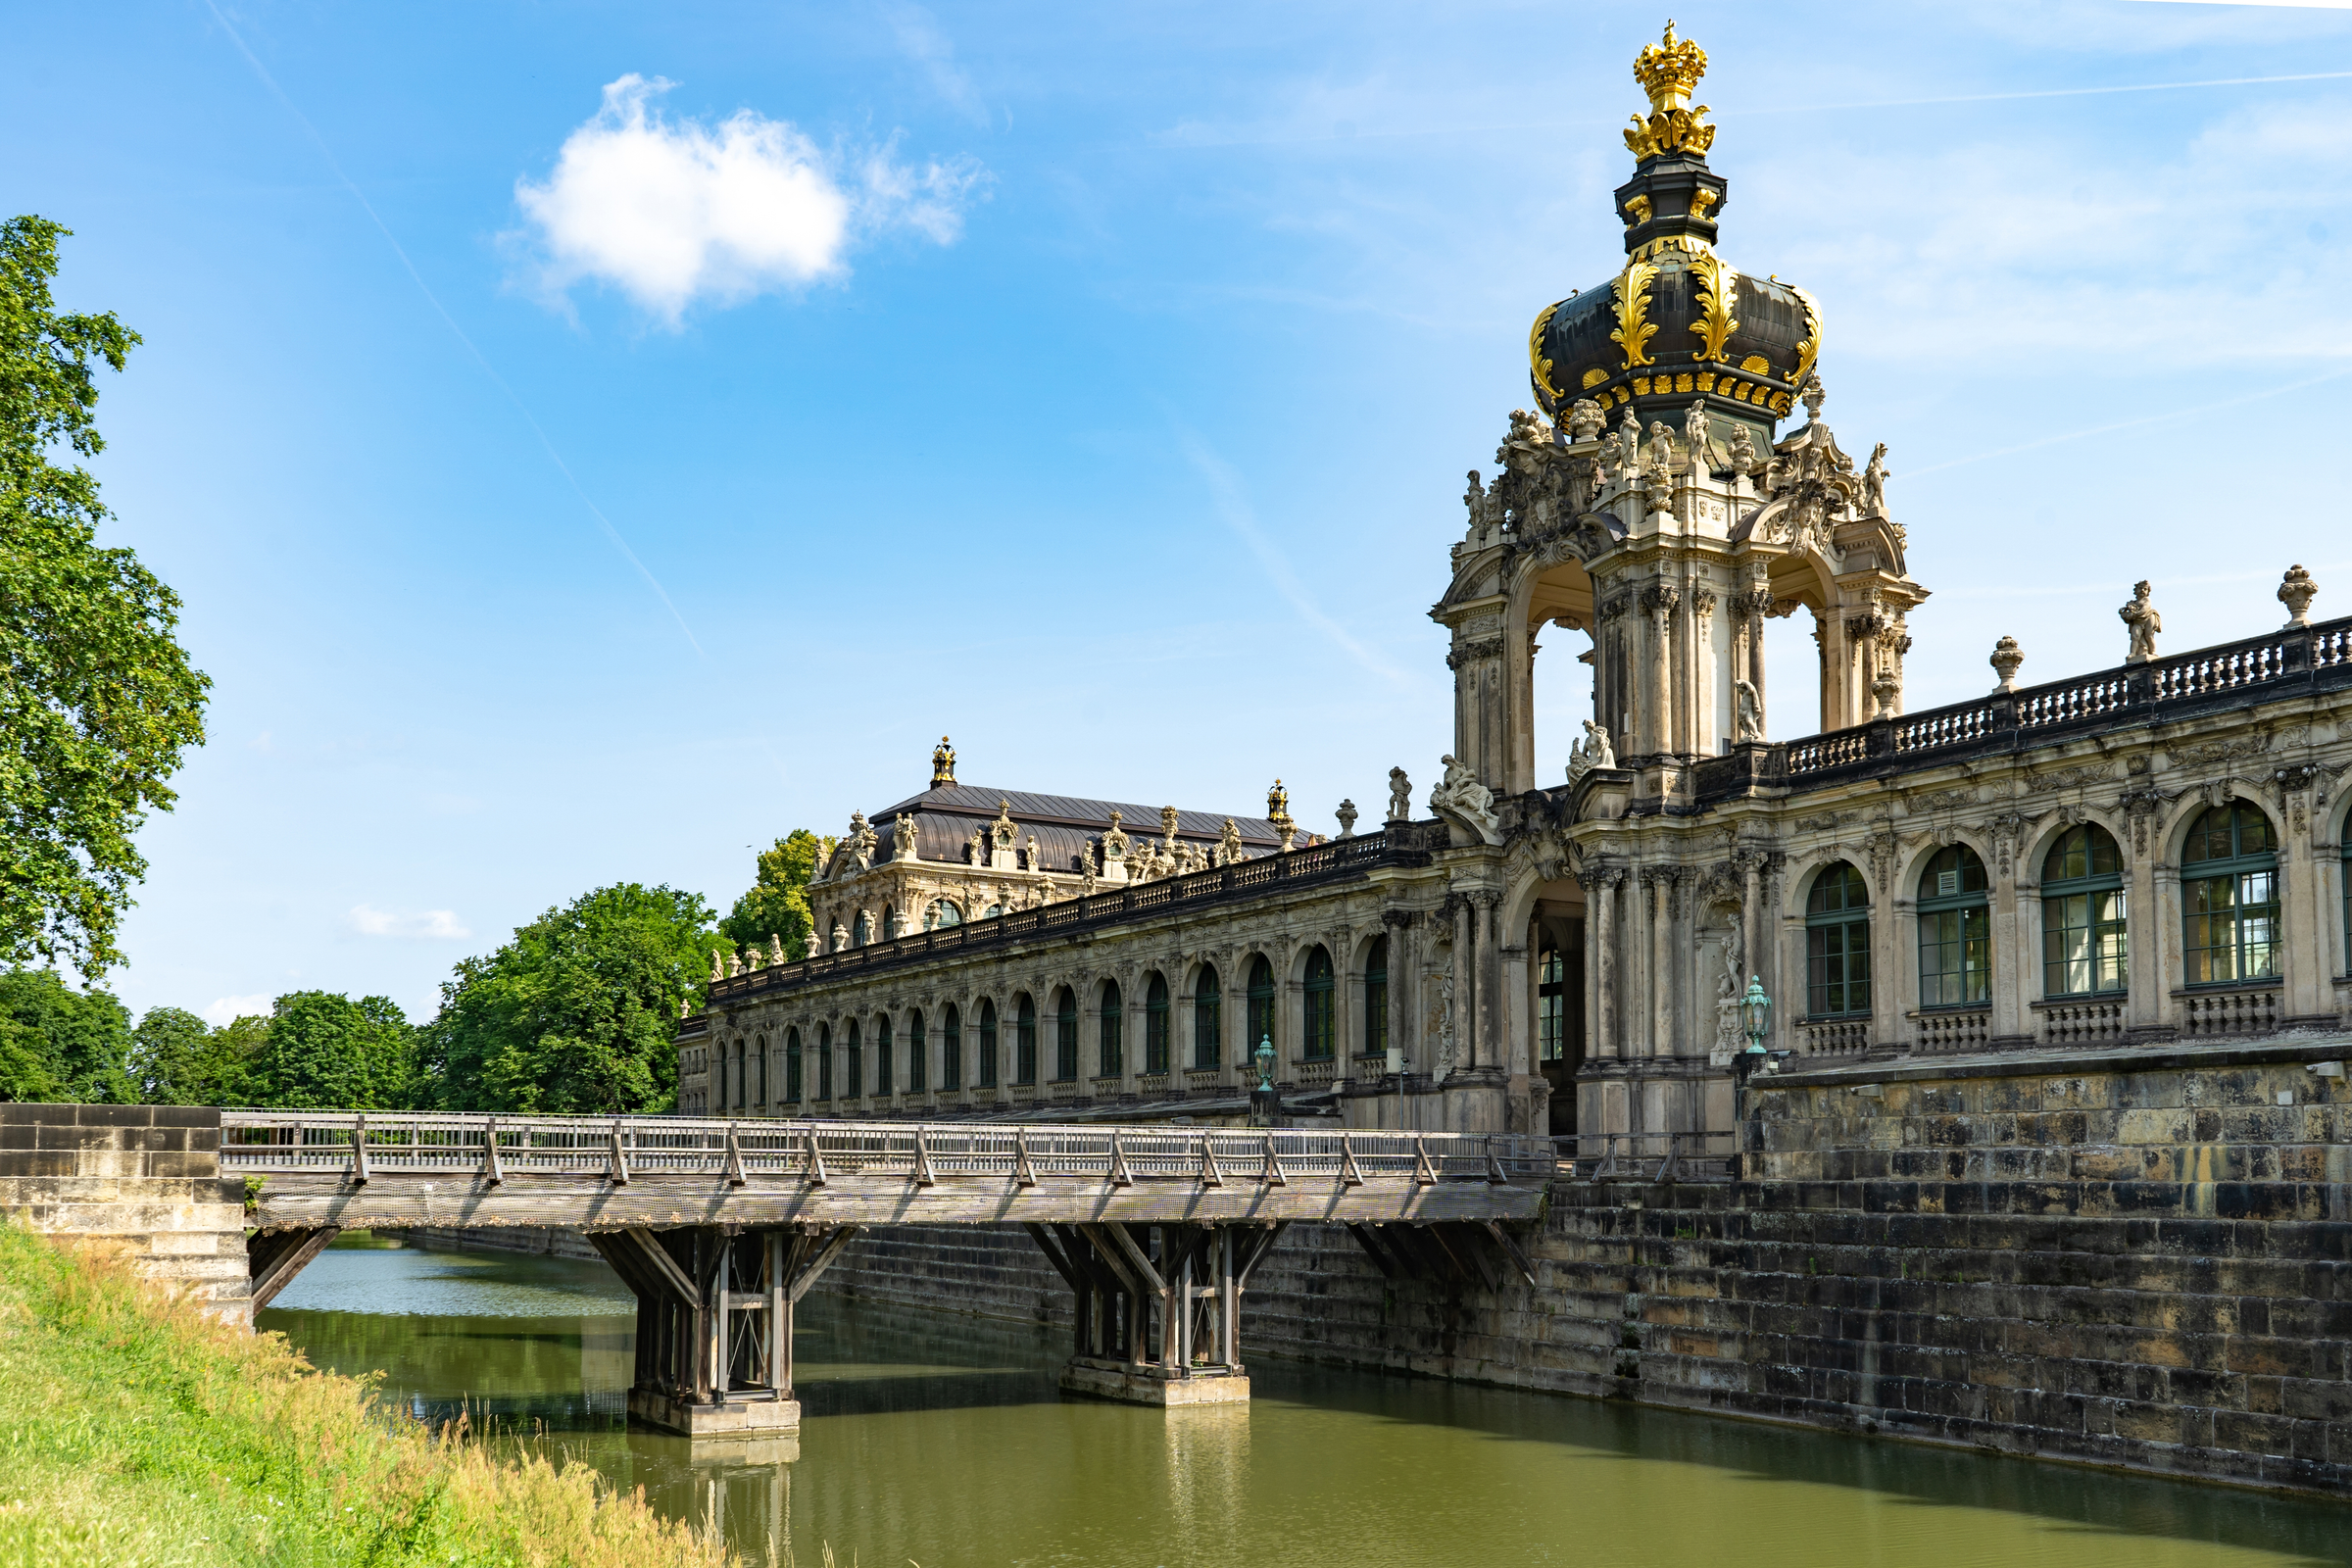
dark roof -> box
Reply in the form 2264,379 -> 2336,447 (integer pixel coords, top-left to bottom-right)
844,784 -> 1291,878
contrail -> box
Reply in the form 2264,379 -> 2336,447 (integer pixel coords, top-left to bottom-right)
200,0 -> 707,661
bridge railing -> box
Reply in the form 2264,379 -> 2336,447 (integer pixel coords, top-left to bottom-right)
219,1110 -> 1556,1185
1543,1130 -> 1737,1184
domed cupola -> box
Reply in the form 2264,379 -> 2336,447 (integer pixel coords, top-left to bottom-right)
1529,24 -> 1820,439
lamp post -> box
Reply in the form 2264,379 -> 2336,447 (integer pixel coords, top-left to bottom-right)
1249,1033 -> 1279,1127
1254,1033 -> 1276,1092
1734,976 -> 1773,1179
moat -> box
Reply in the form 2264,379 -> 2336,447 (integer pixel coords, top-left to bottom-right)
261,1237 -> 2350,1568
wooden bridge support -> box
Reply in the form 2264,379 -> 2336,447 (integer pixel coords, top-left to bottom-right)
588,1223 -> 856,1439
1027,1220 -> 1284,1406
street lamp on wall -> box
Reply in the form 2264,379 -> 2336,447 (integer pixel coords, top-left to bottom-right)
1739,977 -> 1774,1079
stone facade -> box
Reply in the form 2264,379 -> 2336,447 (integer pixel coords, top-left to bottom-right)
677,24 -> 2352,1156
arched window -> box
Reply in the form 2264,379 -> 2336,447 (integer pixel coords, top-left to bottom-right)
942,1004 -> 961,1092
755,1035 -> 768,1107
1538,950 -> 1568,1060
846,1019 -> 863,1099
978,999 -> 1000,1088
1015,995 -> 1038,1085
1054,990 -> 1080,1082
816,1021 -> 833,1101
1806,862 -> 1872,1018
1247,956 -> 1276,1058
906,1008 -> 925,1094
984,903 -> 1004,919
2182,803 -> 2279,984
1193,966 -> 1221,1069
927,899 -> 963,930
852,910 -> 871,947
1302,947 -> 1336,1059
1100,982 -> 1123,1078
1918,845 -> 1991,1007
1361,937 -> 1389,1058
785,1027 -> 803,1104
1144,973 -> 1170,1074
2342,811 -> 2352,971
875,1014 -> 894,1096
2043,824 -> 2127,998
731,1040 -> 745,1107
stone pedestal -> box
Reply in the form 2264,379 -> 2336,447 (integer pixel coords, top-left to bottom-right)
628,1387 -> 801,1438
1058,1357 -> 1250,1407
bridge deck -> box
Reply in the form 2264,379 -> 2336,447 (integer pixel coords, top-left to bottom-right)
225,1113 -> 1550,1231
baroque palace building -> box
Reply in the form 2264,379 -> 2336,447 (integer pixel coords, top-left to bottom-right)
678,25 -> 2352,1143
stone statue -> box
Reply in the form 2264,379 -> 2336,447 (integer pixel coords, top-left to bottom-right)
1428,754 -> 1501,843
1463,469 -> 1492,533
804,930 -> 821,958
1102,809 -> 1131,866
1799,374 -> 1826,425
1619,406 -> 1643,470
768,933 -> 786,966
1387,766 -> 1412,822
1735,677 -> 1764,742
1436,964 -> 1457,1080
710,949 -> 724,983
1727,422 -> 1757,474
1336,799 -> 1358,838
1582,719 -> 1616,769
965,826 -> 985,865
1861,442 -> 1890,515
1646,420 -> 1676,477
1217,817 -> 1246,865
1025,833 -> 1046,872
2279,564 -> 2319,628
991,800 -> 1017,853
1566,732 -> 1591,785
1567,397 -> 1605,443
2120,580 -> 2162,664
847,810 -> 876,871
1684,399 -> 1711,472
725,950 -> 742,978
830,922 -> 848,953
892,811 -> 917,861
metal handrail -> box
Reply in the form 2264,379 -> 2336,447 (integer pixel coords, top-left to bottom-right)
1539,1129 -> 1738,1183
219,1110 -> 1554,1184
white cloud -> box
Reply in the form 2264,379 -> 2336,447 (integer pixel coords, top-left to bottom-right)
512,74 -> 986,321
348,905 -> 471,940
884,3 -> 989,124
203,994 -> 272,1027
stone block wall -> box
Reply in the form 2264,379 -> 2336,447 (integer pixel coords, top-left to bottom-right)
813,1038 -> 2352,1495
0,1102 -> 251,1319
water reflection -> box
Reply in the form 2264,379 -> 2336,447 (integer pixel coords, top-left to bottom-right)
261,1238 -> 2352,1568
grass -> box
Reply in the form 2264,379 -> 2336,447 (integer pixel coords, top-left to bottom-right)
0,1220 -> 734,1568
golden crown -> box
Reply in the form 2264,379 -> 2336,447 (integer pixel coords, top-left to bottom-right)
1632,21 -> 1708,112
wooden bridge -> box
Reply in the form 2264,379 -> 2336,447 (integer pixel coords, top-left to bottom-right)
227,1111 -> 1550,1436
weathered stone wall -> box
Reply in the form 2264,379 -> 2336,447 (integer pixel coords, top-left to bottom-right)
814,1038 -> 2352,1495
0,1102 -> 250,1319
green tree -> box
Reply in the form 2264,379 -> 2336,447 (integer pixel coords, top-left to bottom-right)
2,217 -> 210,979
0,966 -> 132,1102
716,829 -> 826,956
243,992 -> 415,1110
420,883 -> 717,1114
129,1004 -> 260,1106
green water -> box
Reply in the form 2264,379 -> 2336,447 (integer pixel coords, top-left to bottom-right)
260,1239 -> 2350,1567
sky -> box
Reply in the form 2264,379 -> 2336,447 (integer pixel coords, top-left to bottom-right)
6,0 -> 2351,1025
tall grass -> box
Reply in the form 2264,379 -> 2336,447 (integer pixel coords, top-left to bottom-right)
0,1221 -> 733,1568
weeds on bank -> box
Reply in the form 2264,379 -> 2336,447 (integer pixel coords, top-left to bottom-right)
0,1221 -> 732,1568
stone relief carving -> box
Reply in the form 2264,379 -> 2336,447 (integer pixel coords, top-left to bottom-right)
2027,763 -> 2112,793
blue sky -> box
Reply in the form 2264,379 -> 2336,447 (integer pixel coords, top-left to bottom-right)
8,0 -> 2351,1023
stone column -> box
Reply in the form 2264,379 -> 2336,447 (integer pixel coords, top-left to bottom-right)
1591,870 -> 1620,1059
1646,869 -> 1673,1057
1450,897 -> 1475,1071
1477,891 -> 1503,1073
2280,779 -> 2328,1022
1383,911 -> 1413,1069
1642,582 -> 1680,758
1990,840 -> 2027,1045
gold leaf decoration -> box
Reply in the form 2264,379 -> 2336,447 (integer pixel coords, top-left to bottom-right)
1740,354 -> 1771,374
1788,284 -> 1824,390
1527,302 -> 1561,407
1689,250 -> 1738,363
1610,261 -> 1660,370
1581,368 -> 1609,389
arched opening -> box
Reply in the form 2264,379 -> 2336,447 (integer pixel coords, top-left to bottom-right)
2341,809 -> 2352,972
906,1008 -> 926,1094
2043,824 -> 2127,998
1302,947 -> 1335,1060
942,1004 -> 962,1092
730,1040 -> 744,1108
1360,936 -> 1388,1060
1917,845 -> 1991,1008
1054,989 -> 1080,1082
979,999 -> 1001,1088
1100,981 -> 1123,1078
1805,863 -> 1872,1018
852,910 -> 871,947
1144,972 -> 1171,1075
927,899 -> 963,930
1246,956 -> 1276,1059
846,1018 -> 863,1099
816,1021 -> 834,1102
2182,802 -> 2279,985
1538,950 -> 1569,1063
875,1013 -> 894,1096
785,1027 -> 803,1104
754,1034 -> 767,1108
1193,966 -> 1221,1069
1014,994 -> 1038,1085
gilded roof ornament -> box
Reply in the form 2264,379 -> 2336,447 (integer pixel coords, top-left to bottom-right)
1610,260 -> 1661,369
1624,22 -> 1716,162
